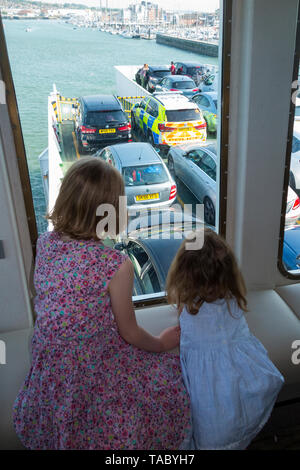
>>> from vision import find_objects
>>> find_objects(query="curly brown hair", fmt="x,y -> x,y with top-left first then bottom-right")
166,228 -> 248,315
47,157 -> 125,240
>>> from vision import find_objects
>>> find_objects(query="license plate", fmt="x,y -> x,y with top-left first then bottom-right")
136,193 -> 159,201
99,129 -> 116,134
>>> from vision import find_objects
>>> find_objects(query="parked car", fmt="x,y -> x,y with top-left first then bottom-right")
154,75 -> 199,98
289,130 -> 300,192
283,225 -> 300,271
131,93 -> 207,150
286,186 -> 300,226
75,95 -> 131,153
125,206 -> 204,240
167,143 -> 217,225
191,92 -> 218,133
94,142 -> 177,213
135,65 -> 170,92
114,237 -> 183,296
174,61 -> 210,86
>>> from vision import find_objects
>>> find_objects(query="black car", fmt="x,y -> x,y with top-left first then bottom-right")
75,95 -> 131,153
135,65 -> 171,92
115,237 -> 183,296
174,62 -> 212,86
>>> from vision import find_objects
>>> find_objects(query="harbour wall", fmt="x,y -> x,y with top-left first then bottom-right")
156,34 -> 218,58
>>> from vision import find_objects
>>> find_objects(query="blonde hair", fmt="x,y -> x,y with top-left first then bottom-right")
47,157 -> 125,240
166,228 -> 248,315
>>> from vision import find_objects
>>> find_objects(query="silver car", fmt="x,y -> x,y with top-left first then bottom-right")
94,142 -> 177,213
167,143 -> 217,225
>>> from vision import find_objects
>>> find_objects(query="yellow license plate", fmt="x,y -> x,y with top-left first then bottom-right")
99,128 -> 116,134
136,193 -> 159,201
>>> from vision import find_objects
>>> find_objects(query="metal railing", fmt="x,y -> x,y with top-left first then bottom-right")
117,96 -> 144,116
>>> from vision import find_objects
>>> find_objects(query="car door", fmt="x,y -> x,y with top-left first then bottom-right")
137,98 -> 149,131
173,149 -> 192,181
164,78 -> 174,91
155,77 -> 168,92
147,99 -> 159,140
195,151 -> 217,202
180,149 -> 204,197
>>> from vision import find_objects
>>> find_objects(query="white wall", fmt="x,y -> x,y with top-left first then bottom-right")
115,65 -> 150,97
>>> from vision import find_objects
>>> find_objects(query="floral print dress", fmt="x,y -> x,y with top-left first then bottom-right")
13,231 -> 191,450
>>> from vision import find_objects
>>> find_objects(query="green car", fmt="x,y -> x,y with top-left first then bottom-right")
191,91 -> 218,133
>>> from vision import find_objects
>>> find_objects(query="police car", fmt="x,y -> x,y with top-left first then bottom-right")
131,92 -> 207,150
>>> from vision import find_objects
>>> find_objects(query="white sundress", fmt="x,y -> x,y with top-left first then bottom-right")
180,298 -> 284,450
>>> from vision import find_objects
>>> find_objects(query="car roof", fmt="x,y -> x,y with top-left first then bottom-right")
127,207 -> 202,233
174,142 -> 217,157
195,91 -> 218,99
152,93 -> 198,110
81,95 -> 120,111
169,75 -> 195,81
109,142 -> 163,166
149,65 -> 170,71
136,238 -> 183,283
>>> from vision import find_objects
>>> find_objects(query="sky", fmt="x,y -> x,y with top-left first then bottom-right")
36,0 -> 220,13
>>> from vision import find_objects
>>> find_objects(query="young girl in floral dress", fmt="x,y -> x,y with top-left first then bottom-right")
13,157 -> 191,450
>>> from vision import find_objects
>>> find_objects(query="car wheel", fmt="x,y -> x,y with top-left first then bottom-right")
168,156 -> 176,177
290,172 -> 296,191
204,197 -> 215,226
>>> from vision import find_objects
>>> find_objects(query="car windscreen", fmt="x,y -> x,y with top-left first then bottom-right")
152,70 -> 170,78
172,81 -> 195,89
123,164 -> 169,186
86,110 -> 126,126
166,108 -> 201,122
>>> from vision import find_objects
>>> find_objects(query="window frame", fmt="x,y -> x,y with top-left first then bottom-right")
1,2 -> 233,308
277,1 -> 300,280
0,16 -> 38,255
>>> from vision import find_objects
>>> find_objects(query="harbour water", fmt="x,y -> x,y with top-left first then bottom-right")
3,19 -> 218,232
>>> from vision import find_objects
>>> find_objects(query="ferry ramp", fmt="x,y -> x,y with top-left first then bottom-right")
54,96 -> 80,175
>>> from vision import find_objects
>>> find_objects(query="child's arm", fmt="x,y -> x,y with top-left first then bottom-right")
109,258 -> 180,353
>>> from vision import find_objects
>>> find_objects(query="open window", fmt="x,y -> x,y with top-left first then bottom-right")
0,2 -> 231,306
